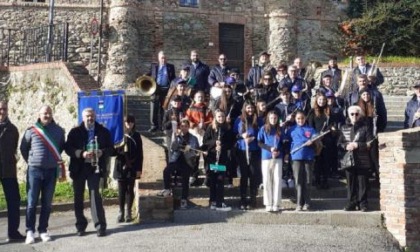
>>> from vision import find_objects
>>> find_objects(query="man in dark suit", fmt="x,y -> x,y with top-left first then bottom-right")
350,54 -> 384,92
148,51 -> 176,132
188,50 -> 210,94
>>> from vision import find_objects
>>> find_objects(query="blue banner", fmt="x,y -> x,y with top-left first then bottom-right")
77,90 -> 125,147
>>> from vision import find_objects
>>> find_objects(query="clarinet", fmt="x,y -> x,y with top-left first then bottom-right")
244,117 -> 250,166
92,136 -> 100,173
215,127 -> 221,165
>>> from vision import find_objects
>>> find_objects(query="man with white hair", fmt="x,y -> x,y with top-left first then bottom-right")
65,108 -> 113,237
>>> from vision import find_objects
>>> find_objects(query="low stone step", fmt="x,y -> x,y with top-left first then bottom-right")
173,208 -> 383,228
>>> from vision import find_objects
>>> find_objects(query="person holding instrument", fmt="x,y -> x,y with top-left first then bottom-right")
202,109 -> 235,211
158,119 -> 200,210
65,108 -> 113,237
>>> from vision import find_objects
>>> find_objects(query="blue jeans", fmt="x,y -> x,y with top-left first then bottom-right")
26,166 -> 57,233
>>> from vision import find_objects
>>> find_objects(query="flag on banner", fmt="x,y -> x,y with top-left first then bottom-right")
78,90 -> 125,147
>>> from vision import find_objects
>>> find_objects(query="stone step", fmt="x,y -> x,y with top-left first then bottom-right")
173,208 -> 383,228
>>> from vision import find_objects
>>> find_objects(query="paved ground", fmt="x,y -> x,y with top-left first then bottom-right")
0,205 -> 400,252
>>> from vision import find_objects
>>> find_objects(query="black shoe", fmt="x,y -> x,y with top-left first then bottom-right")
117,213 -> 125,223
344,203 -> 357,211
6,233 -> 25,243
148,127 -> 157,133
77,230 -> 86,236
97,229 -> 106,237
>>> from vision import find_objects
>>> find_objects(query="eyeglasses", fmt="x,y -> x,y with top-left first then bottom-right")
263,78 -> 271,80
219,58 -> 226,61
350,113 -> 359,116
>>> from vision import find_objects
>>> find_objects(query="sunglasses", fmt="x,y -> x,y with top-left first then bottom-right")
264,78 -> 272,80
219,58 -> 226,60
350,113 -> 359,116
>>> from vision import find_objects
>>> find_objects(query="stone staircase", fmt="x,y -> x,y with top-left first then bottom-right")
383,95 -> 410,131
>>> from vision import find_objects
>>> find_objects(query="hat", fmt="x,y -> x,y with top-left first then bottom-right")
225,76 -> 237,85
229,68 -> 240,74
325,90 -> 335,98
291,85 -> 302,93
176,78 -> 187,85
259,51 -> 271,57
181,64 -> 190,71
322,73 -> 332,78
414,82 -> 420,88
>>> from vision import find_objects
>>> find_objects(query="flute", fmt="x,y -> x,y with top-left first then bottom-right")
244,117 -> 250,165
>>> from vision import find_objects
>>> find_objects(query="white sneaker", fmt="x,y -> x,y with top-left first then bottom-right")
216,203 -> 232,212
25,231 -> 35,244
272,206 -> 280,212
157,189 -> 171,197
210,202 -> 217,210
265,206 -> 272,212
40,232 -> 52,242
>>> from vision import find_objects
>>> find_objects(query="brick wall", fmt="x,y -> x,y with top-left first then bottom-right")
379,128 -> 420,250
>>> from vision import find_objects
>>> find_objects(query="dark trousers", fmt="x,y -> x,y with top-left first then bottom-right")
226,148 -> 238,184
72,164 -> 106,232
237,150 -> 261,204
163,158 -> 191,200
346,169 -> 369,207
150,88 -> 168,129
292,160 -> 313,207
209,171 -> 225,207
0,178 -> 21,237
117,178 -> 135,214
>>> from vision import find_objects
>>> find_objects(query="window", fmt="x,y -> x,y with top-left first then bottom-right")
179,0 -> 198,8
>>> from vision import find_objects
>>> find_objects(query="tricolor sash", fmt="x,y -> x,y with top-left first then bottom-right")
32,122 -> 66,181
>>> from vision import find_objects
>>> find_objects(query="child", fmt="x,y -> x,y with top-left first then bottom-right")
257,110 -> 284,212
287,111 -> 318,211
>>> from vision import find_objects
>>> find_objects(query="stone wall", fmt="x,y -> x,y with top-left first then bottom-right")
378,128 -> 420,251
379,67 -> 420,96
0,63 -> 81,181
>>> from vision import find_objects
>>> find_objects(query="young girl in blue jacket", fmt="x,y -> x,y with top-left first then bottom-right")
257,110 -> 284,212
287,111 -> 317,211
233,101 -> 264,210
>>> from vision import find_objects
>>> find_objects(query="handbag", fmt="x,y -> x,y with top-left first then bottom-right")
339,151 -> 355,171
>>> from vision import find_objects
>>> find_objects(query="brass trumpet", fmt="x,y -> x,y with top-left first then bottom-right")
135,75 -> 157,96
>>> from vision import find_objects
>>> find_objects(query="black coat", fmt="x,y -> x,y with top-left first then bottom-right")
65,122 -> 114,179
202,125 -> 235,166
113,131 -> 143,180
0,118 -> 19,178
337,119 -> 373,170
188,61 -> 210,92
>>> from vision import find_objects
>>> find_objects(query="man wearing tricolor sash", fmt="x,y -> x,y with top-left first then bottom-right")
20,105 -> 65,244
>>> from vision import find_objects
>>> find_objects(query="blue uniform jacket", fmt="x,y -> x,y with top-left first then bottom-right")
257,127 -> 284,160
287,124 -> 317,161
233,117 -> 264,151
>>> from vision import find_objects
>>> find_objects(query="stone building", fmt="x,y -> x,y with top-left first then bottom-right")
0,0 -> 347,89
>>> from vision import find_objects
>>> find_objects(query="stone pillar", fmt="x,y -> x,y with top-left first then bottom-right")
267,9 -> 297,67
102,1 -> 140,89
378,128 -> 420,251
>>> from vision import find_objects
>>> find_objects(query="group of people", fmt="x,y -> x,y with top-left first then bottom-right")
0,104 -> 144,244
150,49 -> 418,214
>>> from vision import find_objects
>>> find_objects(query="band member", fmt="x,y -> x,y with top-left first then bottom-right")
202,109 -> 235,211
113,115 -> 143,223
162,96 -> 185,157
65,108 -> 113,237
276,63 -> 289,83
233,101 -> 264,210
351,54 -> 384,91
274,88 -> 297,127
286,111 -> 317,211
252,71 -> 280,110
163,79 -> 191,111
320,56 -> 342,91
278,65 -> 306,93
404,82 -> 420,128
20,105 -> 65,244
338,105 -> 374,212
208,53 -> 231,88
307,93 -> 338,189
0,101 -> 25,243
291,85 -> 311,115
148,51 -> 176,132
170,64 -> 196,89
185,91 -> 213,185
247,51 -> 277,89
293,57 -> 307,79
188,49 -> 210,93
158,119 -> 200,210
257,110 -> 284,212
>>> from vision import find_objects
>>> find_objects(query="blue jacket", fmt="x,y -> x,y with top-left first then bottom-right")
20,120 -> 65,169
257,127 -> 283,160
287,124 -> 317,161
208,65 -> 230,86
233,117 -> 263,151
188,61 -> 210,92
